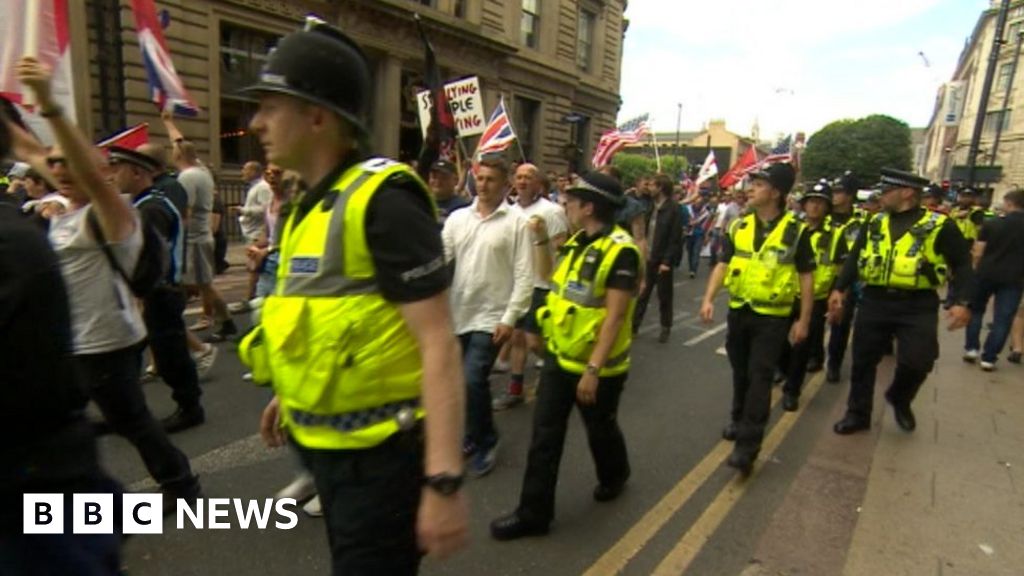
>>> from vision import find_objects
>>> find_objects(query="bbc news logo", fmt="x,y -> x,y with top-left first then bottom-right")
23,494 -> 299,534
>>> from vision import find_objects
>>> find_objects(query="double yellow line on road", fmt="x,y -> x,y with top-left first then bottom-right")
583,372 -> 829,576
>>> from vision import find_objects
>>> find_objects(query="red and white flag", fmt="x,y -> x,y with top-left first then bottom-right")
130,0 -> 200,115
476,97 -> 517,157
97,123 -> 150,149
0,0 -> 76,141
695,151 -> 718,185
591,114 -> 650,168
718,146 -> 759,189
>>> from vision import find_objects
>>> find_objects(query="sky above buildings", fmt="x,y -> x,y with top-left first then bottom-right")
619,0 -> 991,141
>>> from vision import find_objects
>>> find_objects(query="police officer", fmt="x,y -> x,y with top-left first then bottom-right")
781,180 -> 846,410
700,163 -> 816,475
237,18 -> 467,573
491,172 -> 641,540
825,171 -> 866,383
952,186 -> 987,242
830,169 -> 973,435
921,182 -> 948,214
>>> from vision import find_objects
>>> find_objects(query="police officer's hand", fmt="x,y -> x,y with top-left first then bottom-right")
259,396 -> 287,448
658,263 -> 671,274
699,300 -> 715,324
789,320 -> 809,345
417,489 -> 469,559
493,323 -> 514,345
827,291 -> 845,325
946,305 -> 971,331
576,372 -> 599,405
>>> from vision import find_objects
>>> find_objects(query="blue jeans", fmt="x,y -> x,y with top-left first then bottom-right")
460,331 -> 500,450
966,279 -> 1024,363
686,233 -> 704,274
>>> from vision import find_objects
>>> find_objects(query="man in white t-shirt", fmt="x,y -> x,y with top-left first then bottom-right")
494,163 -> 569,410
9,57 -> 200,507
229,161 -> 274,311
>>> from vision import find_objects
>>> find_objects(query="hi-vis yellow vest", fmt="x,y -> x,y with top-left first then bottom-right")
828,210 -> 865,252
858,210 -> 949,290
724,212 -> 805,317
809,221 -> 843,300
954,206 -> 984,241
238,158 -> 432,450
539,226 -> 640,377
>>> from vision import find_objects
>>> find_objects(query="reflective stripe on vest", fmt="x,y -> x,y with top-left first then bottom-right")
810,222 -> 842,300
858,210 -> 948,290
540,226 -> 640,376
238,158 -> 435,450
724,212 -> 805,317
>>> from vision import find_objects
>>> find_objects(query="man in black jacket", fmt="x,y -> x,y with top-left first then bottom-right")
633,173 -> 682,342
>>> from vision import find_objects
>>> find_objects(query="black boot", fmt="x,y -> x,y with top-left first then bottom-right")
162,406 -> 206,433
833,412 -> 870,435
490,512 -> 549,541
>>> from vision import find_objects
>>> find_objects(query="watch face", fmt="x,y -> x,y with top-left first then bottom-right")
427,474 -> 463,495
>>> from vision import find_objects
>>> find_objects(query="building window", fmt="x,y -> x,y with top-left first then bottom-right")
984,109 -> 1012,134
410,0 -> 435,7
521,0 -> 540,48
88,0 -> 127,136
577,9 -> 596,72
1008,20 -> 1022,41
454,0 -> 466,17
513,96 -> 540,161
997,62 -> 1014,92
219,23 -> 280,165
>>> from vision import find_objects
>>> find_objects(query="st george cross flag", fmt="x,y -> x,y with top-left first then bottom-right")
695,150 -> 718,185
591,114 -> 650,168
130,0 -> 200,116
97,123 -> 150,149
0,0 -> 77,142
718,145 -> 758,189
476,97 -> 517,157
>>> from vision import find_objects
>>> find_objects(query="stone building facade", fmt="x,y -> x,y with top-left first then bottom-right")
920,1 -> 1024,200
72,0 -> 627,176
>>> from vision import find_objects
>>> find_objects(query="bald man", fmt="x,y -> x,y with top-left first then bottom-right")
493,163 -> 569,410
230,160 -> 273,308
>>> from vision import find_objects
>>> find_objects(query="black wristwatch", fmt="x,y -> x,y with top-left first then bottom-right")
424,472 -> 464,496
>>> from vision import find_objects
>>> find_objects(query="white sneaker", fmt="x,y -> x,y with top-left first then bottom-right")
242,371 -> 254,382
275,473 -> 317,501
980,361 -> 996,372
963,349 -> 979,363
534,358 -> 545,369
302,495 -> 323,517
193,344 -> 218,378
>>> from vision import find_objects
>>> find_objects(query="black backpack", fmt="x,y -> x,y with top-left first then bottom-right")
87,206 -> 169,298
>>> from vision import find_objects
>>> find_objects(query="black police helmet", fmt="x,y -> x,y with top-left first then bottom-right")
801,179 -> 832,204
241,18 -> 371,134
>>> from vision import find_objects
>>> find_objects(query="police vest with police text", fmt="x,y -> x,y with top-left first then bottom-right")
858,210 -> 948,291
238,158 -> 432,450
539,226 -> 640,377
724,212 -> 806,317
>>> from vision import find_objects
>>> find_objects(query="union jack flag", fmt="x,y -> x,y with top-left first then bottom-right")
96,123 -> 150,149
476,97 -> 517,156
591,114 -> 650,168
131,0 -> 199,116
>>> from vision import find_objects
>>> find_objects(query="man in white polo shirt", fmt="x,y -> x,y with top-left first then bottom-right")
494,163 -> 569,410
442,157 -> 533,477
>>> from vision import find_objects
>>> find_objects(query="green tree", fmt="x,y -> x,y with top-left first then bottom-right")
801,114 -> 912,184
610,153 -> 689,188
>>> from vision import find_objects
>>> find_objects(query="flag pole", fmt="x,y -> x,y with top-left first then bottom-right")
650,120 -> 662,172
23,0 -> 41,106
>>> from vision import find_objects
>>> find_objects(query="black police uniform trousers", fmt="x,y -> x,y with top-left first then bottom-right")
846,290 -> 940,419
827,290 -> 857,373
517,352 -> 630,526
782,298 -> 829,398
143,285 -> 202,411
297,426 -> 424,576
726,306 -> 792,457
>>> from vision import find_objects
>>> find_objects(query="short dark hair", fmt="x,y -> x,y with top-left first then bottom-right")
654,174 -> 673,197
598,165 -> 622,182
1004,189 -> 1024,210
478,157 -> 509,178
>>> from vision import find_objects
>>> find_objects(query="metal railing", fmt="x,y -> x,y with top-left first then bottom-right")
218,178 -> 248,242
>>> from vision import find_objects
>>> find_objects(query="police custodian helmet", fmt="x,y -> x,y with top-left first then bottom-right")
242,17 -> 371,134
